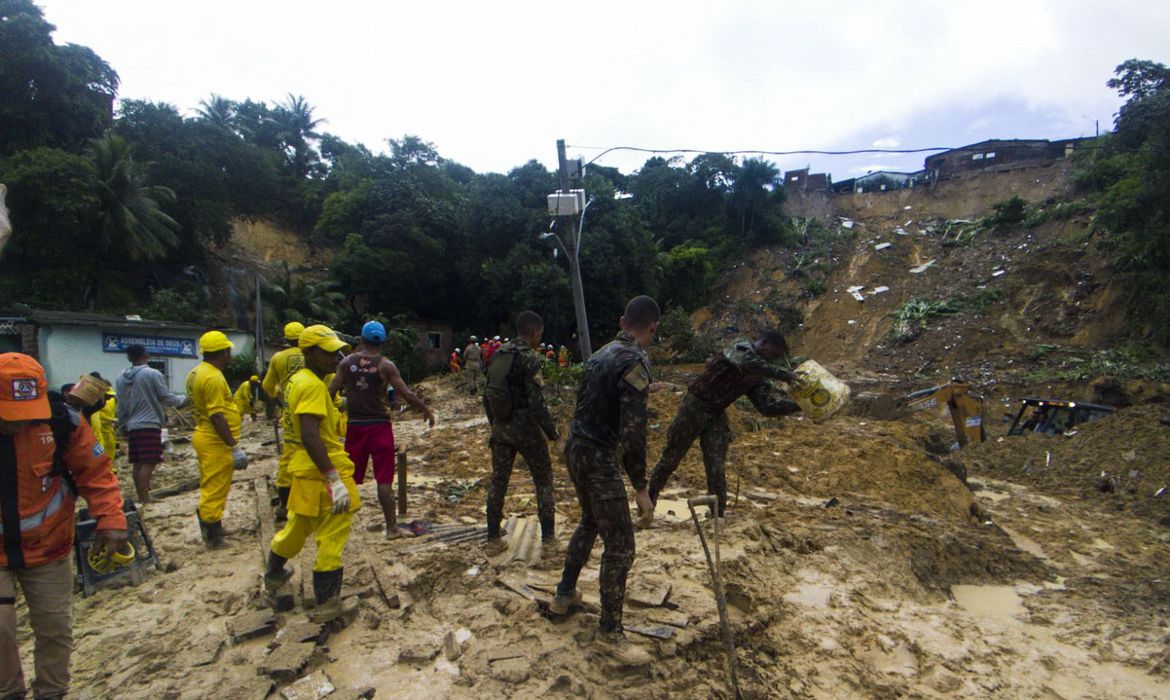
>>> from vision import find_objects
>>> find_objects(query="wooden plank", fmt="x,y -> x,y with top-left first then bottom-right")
495,575 -> 537,602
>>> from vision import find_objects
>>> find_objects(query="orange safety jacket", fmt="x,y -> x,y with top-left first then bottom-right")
0,408 -> 126,569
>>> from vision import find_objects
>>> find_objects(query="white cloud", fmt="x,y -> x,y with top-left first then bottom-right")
36,0 -> 1170,174
872,137 -> 901,149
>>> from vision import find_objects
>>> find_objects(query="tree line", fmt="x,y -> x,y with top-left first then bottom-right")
4,1 -> 1167,352
0,0 -> 790,350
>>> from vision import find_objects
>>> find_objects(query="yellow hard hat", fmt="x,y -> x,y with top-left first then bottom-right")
249,375 -> 260,382
199,330 -> 234,354
298,325 -> 350,353
283,321 -> 306,341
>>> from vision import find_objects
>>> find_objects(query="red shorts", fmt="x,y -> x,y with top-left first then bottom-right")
346,421 -> 395,485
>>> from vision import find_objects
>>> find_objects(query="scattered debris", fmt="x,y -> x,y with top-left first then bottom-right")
910,260 -> 936,273
626,624 -> 674,640
280,670 -> 334,700
227,611 -> 277,643
992,269 -> 1006,277
870,286 -> 889,296
875,242 -> 893,251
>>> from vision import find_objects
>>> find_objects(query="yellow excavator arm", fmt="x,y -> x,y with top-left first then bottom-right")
906,380 -> 986,448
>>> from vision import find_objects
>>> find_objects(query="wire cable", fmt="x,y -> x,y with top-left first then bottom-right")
569,140 -> 1156,167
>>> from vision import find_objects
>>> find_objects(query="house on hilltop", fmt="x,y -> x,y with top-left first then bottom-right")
844,170 -> 926,194
925,138 -> 1091,180
783,168 -> 831,193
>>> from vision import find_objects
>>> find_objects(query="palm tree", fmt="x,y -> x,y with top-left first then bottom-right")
262,263 -> 344,325
273,94 -> 326,177
195,93 -> 238,131
88,132 -> 181,261
731,158 -> 782,241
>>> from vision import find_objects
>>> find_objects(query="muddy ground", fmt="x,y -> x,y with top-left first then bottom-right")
10,369 -> 1170,700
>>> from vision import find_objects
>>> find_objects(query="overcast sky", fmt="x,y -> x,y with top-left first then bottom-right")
38,0 -> 1170,179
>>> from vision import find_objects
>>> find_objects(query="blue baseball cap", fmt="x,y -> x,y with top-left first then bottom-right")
361,321 -> 387,343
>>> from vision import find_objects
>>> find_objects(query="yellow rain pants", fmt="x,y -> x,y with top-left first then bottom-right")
270,476 -> 359,571
194,431 -> 234,522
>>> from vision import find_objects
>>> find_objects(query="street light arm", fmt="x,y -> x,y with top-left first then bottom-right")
577,196 -> 596,256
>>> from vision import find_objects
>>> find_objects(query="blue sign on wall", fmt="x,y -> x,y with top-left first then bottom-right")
102,333 -> 197,358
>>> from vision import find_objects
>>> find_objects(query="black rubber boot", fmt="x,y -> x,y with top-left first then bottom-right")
264,552 -> 294,587
275,487 -> 290,525
204,519 -> 226,549
309,568 -> 345,623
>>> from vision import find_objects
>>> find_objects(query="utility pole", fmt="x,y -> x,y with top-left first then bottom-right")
557,138 -> 592,361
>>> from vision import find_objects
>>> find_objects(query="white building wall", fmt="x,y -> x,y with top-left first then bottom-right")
38,325 -> 255,394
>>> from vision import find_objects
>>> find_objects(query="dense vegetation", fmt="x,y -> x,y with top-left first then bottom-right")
4,1 -> 1168,354
1073,59 -> 1170,344
0,0 -> 787,349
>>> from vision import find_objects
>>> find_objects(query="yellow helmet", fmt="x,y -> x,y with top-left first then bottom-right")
283,321 -> 306,342
249,375 -> 260,382
199,330 -> 234,354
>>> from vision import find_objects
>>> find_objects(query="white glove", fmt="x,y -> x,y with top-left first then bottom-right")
231,445 -> 248,470
325,471 -> 350,514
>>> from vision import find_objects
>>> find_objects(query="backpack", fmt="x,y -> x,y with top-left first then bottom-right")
483,348 -> 529,421
41,394 -> 81,497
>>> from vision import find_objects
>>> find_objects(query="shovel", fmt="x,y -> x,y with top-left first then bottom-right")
687,495 -> 741,699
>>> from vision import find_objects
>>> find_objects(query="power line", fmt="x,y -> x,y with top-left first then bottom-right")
569,140 -> 1154,168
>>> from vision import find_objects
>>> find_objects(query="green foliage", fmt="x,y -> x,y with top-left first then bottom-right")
1023,347 -> 1170,383
660,245 -> 714,310
802,277 -> 827,298
0,1 -> 119,154
262,264 -> 345,327
0,147 -> 99,265
225,352 -> 257,387
145,286 -> 208,324
87,131 -> 180,261
1071,59 -> 1170,344
950,288 -> 1003,313
891,299 -> 959,343
657,307 -> 715,362
987,196 -> 1028,227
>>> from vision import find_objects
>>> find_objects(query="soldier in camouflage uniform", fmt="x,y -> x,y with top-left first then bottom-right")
483,312 -> 560,559
550,296 -> 661,667
648,330 -> 800,516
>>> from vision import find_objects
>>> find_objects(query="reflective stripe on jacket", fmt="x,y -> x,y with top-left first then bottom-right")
0,417 -> 126,569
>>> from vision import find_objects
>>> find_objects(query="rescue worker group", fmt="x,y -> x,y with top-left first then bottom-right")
1,294 -> 809,693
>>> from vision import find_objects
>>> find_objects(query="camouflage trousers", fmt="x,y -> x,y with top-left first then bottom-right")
647,392 -> 732,515
557,437 -> 635,633
486,421 -> 555,540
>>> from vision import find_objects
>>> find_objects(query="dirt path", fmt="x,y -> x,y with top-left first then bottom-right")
13,376 -> 1170,699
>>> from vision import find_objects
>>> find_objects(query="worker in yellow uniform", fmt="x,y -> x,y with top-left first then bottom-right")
186,331 -> 246,548
92,388 -> 118,465
234,375 -> 262,422
326,373 -> 348,438
263,325 -> 359,620
262,321 -> 306,523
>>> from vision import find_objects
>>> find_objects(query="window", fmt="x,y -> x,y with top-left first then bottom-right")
972,153 -> 984,160
148,358 -> 168,381
427,332 -> 442,350
985,151 -> 996,159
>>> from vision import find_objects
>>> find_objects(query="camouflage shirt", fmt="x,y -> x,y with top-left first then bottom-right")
569,331 -> 652,490
688,340 -> 799,415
